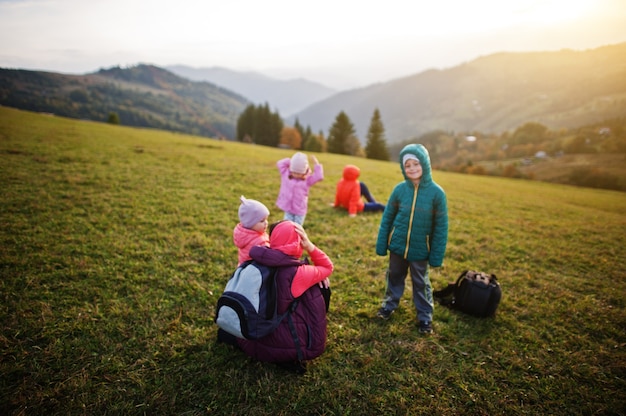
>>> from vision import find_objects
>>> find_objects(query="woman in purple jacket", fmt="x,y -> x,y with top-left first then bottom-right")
275,152 -> 324,225
218,221 -> 333,374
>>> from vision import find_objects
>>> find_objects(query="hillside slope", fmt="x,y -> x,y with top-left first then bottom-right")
0,64 -> 248,139
1,105 -> 625,415
293,43 -> 626,143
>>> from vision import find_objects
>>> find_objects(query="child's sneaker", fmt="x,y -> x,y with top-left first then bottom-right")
376,308 -> 394,320
418,321 -> 433,334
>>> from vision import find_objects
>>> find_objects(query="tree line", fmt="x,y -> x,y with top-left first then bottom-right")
235,104 -> 390,161
235,104 -> 626,191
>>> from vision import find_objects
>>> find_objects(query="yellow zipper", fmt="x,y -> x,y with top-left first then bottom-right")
404,184 -> 418,258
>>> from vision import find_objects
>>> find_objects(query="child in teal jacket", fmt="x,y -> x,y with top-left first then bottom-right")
375,143 -> 448,333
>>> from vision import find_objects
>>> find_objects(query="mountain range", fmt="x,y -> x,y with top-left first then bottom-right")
291,42 -> 626,143
1,42 -> 625,144
166,65 -> 337,117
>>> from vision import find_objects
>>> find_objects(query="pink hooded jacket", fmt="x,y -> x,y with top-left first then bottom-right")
232,223 -> 269,266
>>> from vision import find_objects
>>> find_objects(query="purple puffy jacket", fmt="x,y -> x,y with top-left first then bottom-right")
236,244 -> 328,363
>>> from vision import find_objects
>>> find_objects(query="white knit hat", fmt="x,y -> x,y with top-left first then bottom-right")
289,152 -> 309,174
238,195 -> 270,229
402,153 -> 420,166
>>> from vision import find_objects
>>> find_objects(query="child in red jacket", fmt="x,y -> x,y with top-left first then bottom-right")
333,165 -> 385,217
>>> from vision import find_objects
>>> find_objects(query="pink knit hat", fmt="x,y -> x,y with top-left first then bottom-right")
238,195 -> 269,229
289,152 -> 309,174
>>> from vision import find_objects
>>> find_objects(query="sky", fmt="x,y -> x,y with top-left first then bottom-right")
1,0 -> 625,89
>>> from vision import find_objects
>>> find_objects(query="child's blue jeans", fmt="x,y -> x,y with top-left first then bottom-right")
283,212 -> 305,225
360,182 -> 385,212
381,252 -> 434,323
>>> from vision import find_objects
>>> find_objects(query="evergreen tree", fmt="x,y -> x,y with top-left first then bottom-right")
365,108 -> 390,160
327,111 -> 356,155
236,104 -> 256,141
255,103 -> 274,146
303,132 -> 326,152
235,103 -> 283,147
293,118 -> 305,148
107,112 -> 120,125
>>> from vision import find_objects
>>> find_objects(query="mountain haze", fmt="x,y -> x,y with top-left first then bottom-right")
291,43 -> 626,143
166,65 -> 337,117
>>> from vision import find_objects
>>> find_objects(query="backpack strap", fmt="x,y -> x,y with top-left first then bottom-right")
286,299 -> 303,362
455,270 -> 469,286
434,271 -> 469,308
433,271 -> 467,302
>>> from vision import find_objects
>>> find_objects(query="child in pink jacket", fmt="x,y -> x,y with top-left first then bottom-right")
233,195 -> 270,266
275,152 -> 323,225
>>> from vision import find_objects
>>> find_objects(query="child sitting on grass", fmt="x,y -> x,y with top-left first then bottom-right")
333,164 -> 385,217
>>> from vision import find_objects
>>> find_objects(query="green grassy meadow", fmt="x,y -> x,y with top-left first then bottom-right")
1,106 -> 625,415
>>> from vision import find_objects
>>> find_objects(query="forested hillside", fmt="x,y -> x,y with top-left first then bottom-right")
0,64 -> 248,139
293,43 -> 626,143
2,43 -> 625,148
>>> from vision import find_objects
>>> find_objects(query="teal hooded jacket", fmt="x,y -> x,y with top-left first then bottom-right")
375,144 -> 448,266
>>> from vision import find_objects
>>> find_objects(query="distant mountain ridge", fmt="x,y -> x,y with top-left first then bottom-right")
0,64 -> 248,139
291,42 -> 626,143
1,43 -> 625,144
166,65 -> 337,117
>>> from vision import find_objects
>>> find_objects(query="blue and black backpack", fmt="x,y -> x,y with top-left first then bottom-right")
215,260 -> 297,340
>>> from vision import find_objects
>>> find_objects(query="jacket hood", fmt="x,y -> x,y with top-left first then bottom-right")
249,244 -> 303,268
268,221 -> 303,259
399,143 -> 433,186
233,223 -> 262,248
342,165 -> 360,181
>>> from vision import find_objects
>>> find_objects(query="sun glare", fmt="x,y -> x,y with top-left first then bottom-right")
513,0 -> 594,25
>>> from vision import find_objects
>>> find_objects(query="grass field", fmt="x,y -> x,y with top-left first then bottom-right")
1,106 -> 625,415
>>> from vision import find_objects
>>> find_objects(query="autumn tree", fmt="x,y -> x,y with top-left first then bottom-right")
279,126 -> 302,149
511,122 -> 549,145
327,111 -> 357,155
365,108 -> 390,160
346,135 -> 363,156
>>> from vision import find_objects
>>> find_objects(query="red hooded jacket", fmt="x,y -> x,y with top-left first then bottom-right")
334,165 -> 363,216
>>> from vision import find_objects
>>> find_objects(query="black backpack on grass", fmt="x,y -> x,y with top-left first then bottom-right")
433,270 -> 502,317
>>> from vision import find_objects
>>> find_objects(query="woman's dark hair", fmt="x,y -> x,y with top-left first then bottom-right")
268,220 -> 287,236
